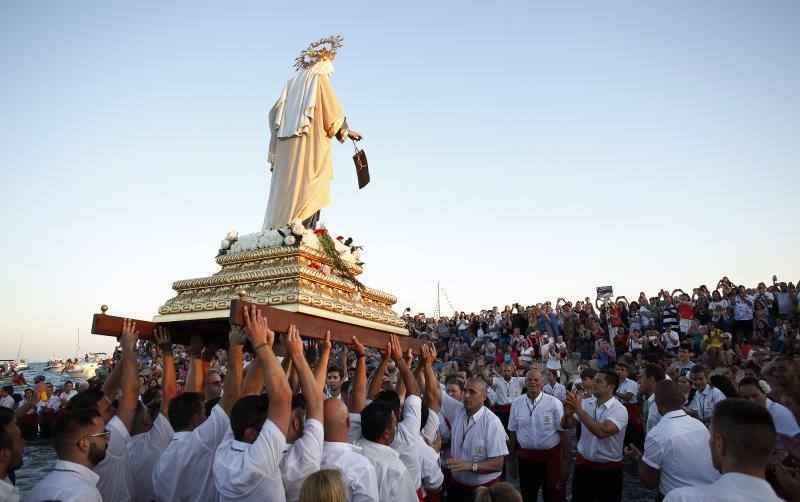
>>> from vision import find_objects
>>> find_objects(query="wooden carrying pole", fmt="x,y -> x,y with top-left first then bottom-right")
91,301 -> 431,353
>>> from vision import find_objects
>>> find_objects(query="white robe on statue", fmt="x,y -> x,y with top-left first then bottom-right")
263,61 -> 348,230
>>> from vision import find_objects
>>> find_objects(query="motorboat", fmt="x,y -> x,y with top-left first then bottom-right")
64,353 -> 108,379
44,357 -> 66,372
14,359 -> 29,371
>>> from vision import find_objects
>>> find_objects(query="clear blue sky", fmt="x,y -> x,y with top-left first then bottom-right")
1,1 -> 798,361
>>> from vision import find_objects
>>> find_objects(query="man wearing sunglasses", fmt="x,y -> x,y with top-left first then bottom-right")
26,408 -> 109,501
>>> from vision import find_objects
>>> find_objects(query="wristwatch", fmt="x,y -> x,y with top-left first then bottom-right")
471,463 -> 478,473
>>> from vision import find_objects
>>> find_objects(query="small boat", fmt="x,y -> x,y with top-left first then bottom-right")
44,357 -> 66,372
14,359 -> 29,371
64,352 -> 108,379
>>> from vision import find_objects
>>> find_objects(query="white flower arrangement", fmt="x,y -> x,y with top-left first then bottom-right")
218,224 -> 364,269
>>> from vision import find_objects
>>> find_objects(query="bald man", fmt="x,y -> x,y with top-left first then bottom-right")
441,377 -> 508,502
508,369 -> 570,502
320,398 -> 378,501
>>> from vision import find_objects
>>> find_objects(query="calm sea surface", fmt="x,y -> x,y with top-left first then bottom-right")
11,362 -> 655,500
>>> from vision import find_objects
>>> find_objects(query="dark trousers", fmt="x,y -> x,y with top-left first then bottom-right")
519,457 -> 549,502
571,464 -> 623,502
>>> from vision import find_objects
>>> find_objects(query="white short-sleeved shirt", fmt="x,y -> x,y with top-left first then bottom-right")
94,414 -> 131,502
644,393 -> 663,434
127,413 -> 174,502
689,385 -> 726,419
60,389 -> 78,402
418,436 -> 443,494
153,403 -> 230,502
508,392 -> 564,451
0,476 -> 18,502
543,383 -> 567,401
664,472 -> 781,502
441,392 -> 509,486
575,396 -> 628,462
766,399 -> 800,450
0,395 -> 14,409
491,377 -> 526,405
355,438 -> 418,502
280,418 -> 324,502
617,379 -> 639,404
213,418 -> 287,502
320,441 -> 379,502
421,407 -> 440,445
641,410 -> 720,494
26,459 -> 103,502
390,395 -> 423,489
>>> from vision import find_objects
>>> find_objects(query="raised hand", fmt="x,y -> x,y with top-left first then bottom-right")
321,330 -> 331,353
285,324 -> 303,358
188,334 -> 203,357
564,389 -> 583,413
153,326 -> 172,351
420,344 -> 434,367
389,334 -> 403,362
229,325 -> 247,347
243,304 -> 275,348
349,336 -> 366,358
120,318 -> 139,352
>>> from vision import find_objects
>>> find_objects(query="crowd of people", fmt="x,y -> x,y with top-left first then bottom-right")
1,275 -> 799,501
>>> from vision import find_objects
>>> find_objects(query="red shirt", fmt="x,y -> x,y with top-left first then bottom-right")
678,303 -> 694,320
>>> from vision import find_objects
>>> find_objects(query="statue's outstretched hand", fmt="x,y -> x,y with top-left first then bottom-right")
348,130 -> 363,141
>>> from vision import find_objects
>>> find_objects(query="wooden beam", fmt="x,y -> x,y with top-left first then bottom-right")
228,300 -> 429,353
91,302 -> 429,353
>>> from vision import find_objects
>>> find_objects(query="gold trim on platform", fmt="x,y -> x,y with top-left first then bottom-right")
156,244 -> 405,330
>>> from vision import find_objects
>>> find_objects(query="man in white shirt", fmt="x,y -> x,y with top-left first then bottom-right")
441,377 -> 508,502
665,398 -> 782,501
349,334 -> 421,501
490,362 -> 526,430
0,387 -> 15,410
670,345 -> 696,379
662,328 -> 680,354
64,318 -> 140,502
127,327 -> 176,502
37,383 -> 62,412
59,381 -> 79,405
542,369 -> 567,401
371,339 -> 424,493
639,364 -> 666,434
688,366 -> 727,424
0,408 -> 23,502
561,369 -> 629,502
26,408 -> 107,502
153,320 -> 245,502
508,369 -> 570,502
624,380 -> 720,497
278,326 -> 326,502
321,398 -> 379,501
737,376 -> 800,451
615,362 -> 643,448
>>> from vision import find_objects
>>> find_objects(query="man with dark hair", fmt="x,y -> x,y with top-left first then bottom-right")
665,399 -> 782,501
127,327 -> 176,502
204,369 -> 224,402
0,386 -> 14,410
639,364 -> 666,434
26,408 -> 107,501
349,335 -> 418,502
153,319 -> 245,501
212,308 -> 293,502
688,365 -> 726,424
62,318 -> 138,502
0,408 -> 23,500
277,324 -> 326,502
737,376 -> 800,451
562,369 -> 628,502
624,380 -> 719,497
325,365 -> 345,399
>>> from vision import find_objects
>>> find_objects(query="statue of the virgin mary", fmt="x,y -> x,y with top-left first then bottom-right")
262,35 -> 362,231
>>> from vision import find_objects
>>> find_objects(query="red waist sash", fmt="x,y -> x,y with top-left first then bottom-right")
449,476 -> 500,492
575,453 -> 623,470
518,444 -> 565,502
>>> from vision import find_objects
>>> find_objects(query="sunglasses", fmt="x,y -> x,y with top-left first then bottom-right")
78,430 -> 111,445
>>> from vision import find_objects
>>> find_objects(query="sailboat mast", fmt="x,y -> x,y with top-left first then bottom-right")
16,334 -> 23,362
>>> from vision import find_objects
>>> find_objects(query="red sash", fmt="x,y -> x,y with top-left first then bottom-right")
416,487 -> 424,502
623,403 -> 643,430
449,476 -> 500,492
574,453 -> 623,470
424,492 -> 441,502
518,444 -> 565,502
493,403 -> 512,413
